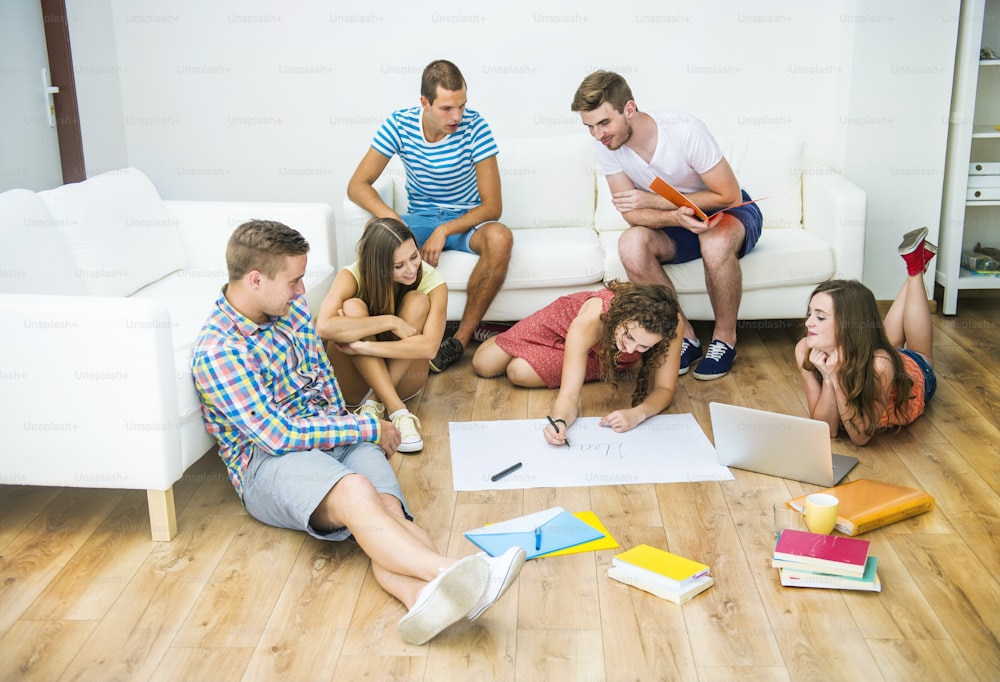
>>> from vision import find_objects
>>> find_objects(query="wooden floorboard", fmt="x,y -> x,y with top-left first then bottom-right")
0,291 -> 997,681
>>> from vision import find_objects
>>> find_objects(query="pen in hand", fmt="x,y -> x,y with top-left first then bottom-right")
546,415 -> 571,447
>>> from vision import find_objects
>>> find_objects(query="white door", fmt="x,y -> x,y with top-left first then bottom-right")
0,0 -> 64,192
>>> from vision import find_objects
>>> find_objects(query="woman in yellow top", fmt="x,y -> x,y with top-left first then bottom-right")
316,218 -> 448,453
796,227 -> 937,445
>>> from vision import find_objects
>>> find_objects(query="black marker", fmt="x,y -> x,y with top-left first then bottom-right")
490,462 -> 523,482
546,415 -> 571,447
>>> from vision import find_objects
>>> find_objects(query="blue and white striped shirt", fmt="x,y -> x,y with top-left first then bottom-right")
371,106 -> 499,212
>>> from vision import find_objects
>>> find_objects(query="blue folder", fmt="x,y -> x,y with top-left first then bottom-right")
464,506 -> 605,559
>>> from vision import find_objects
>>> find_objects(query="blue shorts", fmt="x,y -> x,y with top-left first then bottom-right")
241,442 -> 411,541
401,208 -> 493,254
661,190 -> 764,264
898,348 -> 937,402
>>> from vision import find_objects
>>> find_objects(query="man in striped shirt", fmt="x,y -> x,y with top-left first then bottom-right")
348,59 -> 513,372
192,220 -> 525,645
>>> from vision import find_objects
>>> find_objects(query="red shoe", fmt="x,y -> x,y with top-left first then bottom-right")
922,242 -> 937,272
899,227 -> 929,275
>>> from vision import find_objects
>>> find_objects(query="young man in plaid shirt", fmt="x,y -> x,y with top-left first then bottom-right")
192,220 -> 523,645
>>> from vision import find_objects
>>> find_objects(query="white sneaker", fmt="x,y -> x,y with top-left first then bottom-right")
397,555 -> 488,645
390,409 -> 423,454
356,399 -> 384,420
466,546 -> 527,621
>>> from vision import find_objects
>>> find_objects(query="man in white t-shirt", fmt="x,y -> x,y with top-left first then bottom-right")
571,71 -> 763,381
348,59 -> 513,373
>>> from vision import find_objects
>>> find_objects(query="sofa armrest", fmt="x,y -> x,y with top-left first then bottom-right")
163,200 -> 336,273
0,293 -> 183,490
802,173 -> 867,280
338,175 -> 395,267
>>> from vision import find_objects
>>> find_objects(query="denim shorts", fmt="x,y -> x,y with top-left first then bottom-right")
661,190 -> 764,264
899,348 -> 937,402
400,208 -> 493,254
242,442 -> 411,541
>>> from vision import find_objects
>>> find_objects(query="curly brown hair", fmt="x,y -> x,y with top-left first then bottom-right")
598,281 -> 680,405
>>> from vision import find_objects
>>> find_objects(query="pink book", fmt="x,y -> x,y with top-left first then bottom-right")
772,529 -> 870,577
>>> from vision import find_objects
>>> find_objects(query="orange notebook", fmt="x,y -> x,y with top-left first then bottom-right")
649,176 -> 764,222
786,479 -> 935,536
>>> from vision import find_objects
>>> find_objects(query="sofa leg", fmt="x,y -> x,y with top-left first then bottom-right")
147,487 -> 177,541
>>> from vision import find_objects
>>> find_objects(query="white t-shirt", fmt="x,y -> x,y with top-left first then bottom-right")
594,110 -> 724,194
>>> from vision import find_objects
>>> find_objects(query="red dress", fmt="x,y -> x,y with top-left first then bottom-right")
494,288 -> 641,388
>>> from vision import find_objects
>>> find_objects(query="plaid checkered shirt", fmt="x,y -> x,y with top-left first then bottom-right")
191,289 -> 380,498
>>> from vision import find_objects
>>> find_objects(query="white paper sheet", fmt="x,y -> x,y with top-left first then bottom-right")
449,414 -> 732,491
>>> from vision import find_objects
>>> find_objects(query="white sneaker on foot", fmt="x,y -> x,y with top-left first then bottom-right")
466,546 -> 527,621
397,555 -> 488,645
390,409 -> 423,454
356,399 -> 384,420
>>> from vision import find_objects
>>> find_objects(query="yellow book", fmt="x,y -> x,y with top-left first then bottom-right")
786,479 -> 935,536
611,544 -> 710,589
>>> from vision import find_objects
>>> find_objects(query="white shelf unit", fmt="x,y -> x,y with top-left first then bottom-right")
937,0 -> 1000,314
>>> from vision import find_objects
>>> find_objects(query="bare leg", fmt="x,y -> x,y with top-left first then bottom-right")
618,225 -> 696,341
505,358 -> 546,387
883,273 -> 933,364
698,215 -> 746,347
340,294 -> 431,414
454,222 -> 513,348
471,336 -> 515,377
310,475 -> 454,608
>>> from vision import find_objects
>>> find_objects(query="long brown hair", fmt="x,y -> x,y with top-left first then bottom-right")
802,279 -> 913,432
599,281 -> 680,405
355,217 -> 422,316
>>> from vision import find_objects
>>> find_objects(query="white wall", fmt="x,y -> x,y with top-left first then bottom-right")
66,0 -> 129,177
65,0 -> 960,298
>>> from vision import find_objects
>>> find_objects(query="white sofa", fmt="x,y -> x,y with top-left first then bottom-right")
340,133 -> 866,321
0,169 -> 336,541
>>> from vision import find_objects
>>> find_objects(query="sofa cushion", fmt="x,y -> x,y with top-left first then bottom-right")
38,168 -> 186,297
722,135 -> 803,228
0,189 -> 78,294
594,134 -> 804,231
497,135 -> 596,229
600,227 -> 834,293
435,227 -> 604,292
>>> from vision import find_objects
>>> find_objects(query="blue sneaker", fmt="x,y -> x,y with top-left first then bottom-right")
692,340 -> 736,381
678,338 -> 702,376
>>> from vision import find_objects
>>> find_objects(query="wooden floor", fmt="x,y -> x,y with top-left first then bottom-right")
2,293 -> 999,681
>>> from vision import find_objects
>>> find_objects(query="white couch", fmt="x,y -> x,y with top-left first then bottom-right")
340,133 -> 866,321
0,169 -> 336,541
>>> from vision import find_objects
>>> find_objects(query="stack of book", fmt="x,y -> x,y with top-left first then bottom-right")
608,544 -> 714,604
772,529 -> 881,592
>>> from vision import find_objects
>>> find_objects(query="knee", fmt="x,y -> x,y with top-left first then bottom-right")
506,359 -> 537,386
341,297 -> 370,317
471,343 -> 501,377
618,228 -> 654,264
399,290 -> 430,320
315,472 -> 378,528
479,222 -> 513,259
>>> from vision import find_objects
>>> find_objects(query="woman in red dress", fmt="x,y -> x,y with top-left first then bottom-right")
472,281 -> 681,444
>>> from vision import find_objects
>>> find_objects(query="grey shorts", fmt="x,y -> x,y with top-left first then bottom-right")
241,442 -> 411,541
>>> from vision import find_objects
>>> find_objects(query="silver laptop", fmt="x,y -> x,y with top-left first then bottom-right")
709,402 -> 858,486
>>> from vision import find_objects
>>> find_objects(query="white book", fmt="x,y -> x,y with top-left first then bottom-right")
608,566 -> 715,604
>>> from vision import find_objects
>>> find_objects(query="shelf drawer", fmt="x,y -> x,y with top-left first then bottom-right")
968,187 -> 1000,199
970,162 -> 1000,175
